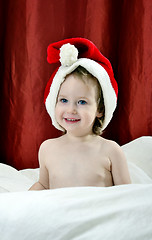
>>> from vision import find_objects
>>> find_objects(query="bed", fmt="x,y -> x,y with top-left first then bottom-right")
0,136 -> 152,239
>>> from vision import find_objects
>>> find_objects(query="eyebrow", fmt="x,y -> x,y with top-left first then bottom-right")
58,95 -> 89,100
58,94 -> 68,97
78,97 -> 89,100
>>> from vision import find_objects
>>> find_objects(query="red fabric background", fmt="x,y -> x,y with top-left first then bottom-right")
0,0 -> 152,170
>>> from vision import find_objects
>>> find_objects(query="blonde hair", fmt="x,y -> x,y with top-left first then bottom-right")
70,66 -> 105,135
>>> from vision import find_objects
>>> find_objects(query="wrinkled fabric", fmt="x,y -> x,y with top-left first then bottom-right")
0,0 -> 152,169
1,185 -> 152,240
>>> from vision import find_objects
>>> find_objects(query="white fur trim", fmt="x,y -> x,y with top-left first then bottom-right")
45,58 -> 117,131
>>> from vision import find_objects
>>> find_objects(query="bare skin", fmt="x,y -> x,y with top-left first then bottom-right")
29,135 -> 131,190
29,74 -> 131,190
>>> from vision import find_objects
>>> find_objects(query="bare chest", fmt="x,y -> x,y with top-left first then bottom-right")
46,148 -> 113,188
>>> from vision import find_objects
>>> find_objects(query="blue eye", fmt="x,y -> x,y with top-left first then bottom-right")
78,100 -> 87,105
60,98 -> 68,103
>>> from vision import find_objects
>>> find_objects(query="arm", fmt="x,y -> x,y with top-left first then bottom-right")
29,181 -> 46,190
109,142 -> 131,185
29,142 -> 49,191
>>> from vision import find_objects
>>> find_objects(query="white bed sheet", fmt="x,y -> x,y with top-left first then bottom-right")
0,185 -> 152,240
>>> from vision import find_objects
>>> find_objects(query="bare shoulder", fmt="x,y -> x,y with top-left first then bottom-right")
40,137 -> 61,150
99,137 -> 120,149
99,137 -> 125,158
38,137 -> 62,161
40,138 -> 54,149
105,139 -> 122,152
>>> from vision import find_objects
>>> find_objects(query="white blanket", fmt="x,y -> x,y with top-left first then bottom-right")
0,185 -> 152,240
0,136 -> 152,239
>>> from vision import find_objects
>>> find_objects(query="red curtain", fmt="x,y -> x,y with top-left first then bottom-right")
0,0 -> 152,170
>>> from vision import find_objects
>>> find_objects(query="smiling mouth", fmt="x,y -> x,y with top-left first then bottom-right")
64,118 -> 81,123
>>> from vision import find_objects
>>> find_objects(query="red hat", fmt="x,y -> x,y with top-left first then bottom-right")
44,37 -> 118,131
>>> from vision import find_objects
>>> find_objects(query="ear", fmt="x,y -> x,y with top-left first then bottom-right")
96,111 -> 103,118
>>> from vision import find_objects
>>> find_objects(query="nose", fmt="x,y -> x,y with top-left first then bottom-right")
67,103 -> 77,114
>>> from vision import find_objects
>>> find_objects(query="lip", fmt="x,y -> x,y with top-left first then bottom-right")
64,118 -> 81,124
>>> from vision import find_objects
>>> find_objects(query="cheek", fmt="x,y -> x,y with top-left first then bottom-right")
81,107 -> 97,121
55,104 -> 62,118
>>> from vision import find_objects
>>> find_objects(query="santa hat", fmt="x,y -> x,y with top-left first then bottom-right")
44,37 -> 118,131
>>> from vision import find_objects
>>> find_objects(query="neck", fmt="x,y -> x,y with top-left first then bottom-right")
64,132 -> 96,143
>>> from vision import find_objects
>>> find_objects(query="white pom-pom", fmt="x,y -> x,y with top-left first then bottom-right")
59,43 -> 78,67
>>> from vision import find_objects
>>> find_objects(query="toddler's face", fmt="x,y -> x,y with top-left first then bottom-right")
55,74 -> 102,136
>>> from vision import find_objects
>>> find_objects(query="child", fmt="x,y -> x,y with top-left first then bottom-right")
29,38 -> 131,190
